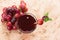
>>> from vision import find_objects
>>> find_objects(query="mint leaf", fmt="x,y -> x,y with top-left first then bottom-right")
44,12 -> 49,16
44,17 -> 52,22
44,17 -> 49,22
44,12 -> 52,22
49,18 -> 52,21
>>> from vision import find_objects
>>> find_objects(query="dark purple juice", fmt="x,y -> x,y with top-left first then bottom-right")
17,15 -> 36,33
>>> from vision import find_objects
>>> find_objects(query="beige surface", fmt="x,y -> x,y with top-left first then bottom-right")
0,0 -> 60,40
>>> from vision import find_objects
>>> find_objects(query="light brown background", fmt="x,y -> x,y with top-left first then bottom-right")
0,0 -> 60,40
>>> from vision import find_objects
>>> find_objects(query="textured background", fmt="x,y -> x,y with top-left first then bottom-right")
0,0 -> 60,40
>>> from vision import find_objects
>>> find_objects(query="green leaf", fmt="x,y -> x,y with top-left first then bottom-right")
44,12 -> 49,16
49,18 -> 52,21
44,17 -> 52,22
44,12 -> 52,22
44,17 -> 49,22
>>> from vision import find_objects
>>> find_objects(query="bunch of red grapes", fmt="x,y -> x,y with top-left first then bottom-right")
1,1 -> 28,30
